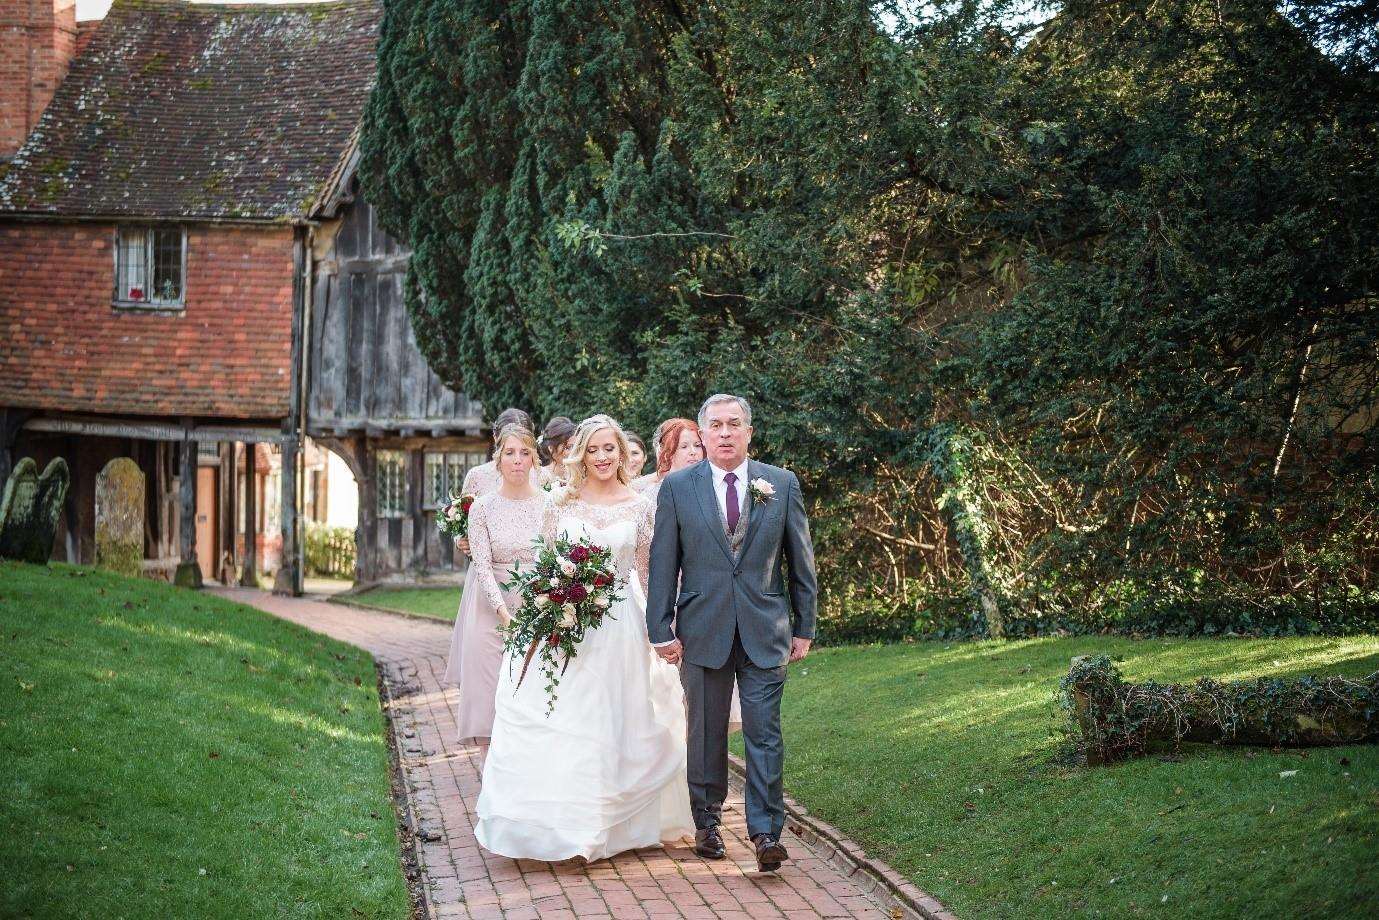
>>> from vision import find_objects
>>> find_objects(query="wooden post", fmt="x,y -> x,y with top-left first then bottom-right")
272,435 -> 300,596
356,436 -> 377,585
239,442 -> 258,587
173,434 -> 202,588
218,442 -> 234,583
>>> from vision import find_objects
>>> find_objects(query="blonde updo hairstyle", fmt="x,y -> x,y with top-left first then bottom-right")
559,414 -> 632,501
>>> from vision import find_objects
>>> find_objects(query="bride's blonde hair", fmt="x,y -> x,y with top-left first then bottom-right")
559,414 -> 633,500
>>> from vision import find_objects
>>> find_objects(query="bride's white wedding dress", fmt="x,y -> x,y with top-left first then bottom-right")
475,493 -> 694,862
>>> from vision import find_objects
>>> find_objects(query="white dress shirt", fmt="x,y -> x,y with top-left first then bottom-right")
709,457 -> 750,525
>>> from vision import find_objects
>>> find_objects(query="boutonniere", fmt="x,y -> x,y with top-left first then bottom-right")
747,477 -> 776,505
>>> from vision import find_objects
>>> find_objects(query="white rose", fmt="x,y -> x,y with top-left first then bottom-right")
751,477 -> 775,497
560,605 -> 577,627
594,593 -> 610,609
535,594 -> 551,608
548,578 -> 560,591
559,559 -> 577,576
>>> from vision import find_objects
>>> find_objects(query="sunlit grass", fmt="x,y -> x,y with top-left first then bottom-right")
752,635 -> 1379,919
0,562 -> 409,919
340,585 -> 462,622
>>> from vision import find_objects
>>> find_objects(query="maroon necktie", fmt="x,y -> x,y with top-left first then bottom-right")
724,471 -> 740,534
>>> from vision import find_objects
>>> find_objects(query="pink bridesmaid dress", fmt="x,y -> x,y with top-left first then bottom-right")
443,491 -> 544,746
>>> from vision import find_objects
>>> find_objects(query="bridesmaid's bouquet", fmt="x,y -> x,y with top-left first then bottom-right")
435,490 -> 476,541
502,535 -> 622,713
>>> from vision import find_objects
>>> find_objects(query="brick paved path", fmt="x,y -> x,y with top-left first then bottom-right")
214,588 -> 910,920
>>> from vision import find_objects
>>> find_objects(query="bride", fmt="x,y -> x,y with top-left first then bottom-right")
475,415 -> 695,862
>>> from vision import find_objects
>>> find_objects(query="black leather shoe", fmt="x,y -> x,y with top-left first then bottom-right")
694,826 -> 726,860
752,833 -> 788,872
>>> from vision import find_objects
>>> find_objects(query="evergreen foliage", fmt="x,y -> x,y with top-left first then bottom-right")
361,0 -> 1379,637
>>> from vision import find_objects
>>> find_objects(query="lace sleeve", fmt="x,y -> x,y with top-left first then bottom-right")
634,495 -> 655,596
467,497 -> 505,610
540,495 -> 561,548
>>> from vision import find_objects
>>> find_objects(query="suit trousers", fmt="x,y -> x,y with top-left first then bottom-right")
680,629 -> 787,838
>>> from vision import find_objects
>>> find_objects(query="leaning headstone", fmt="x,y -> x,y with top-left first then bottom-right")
96,458 -> 144,576
0,457 -> 71,564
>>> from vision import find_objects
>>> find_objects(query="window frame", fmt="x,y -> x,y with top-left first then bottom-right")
376,450 -> 409,520
112,224 -> 188,311
422,450 -> 488,510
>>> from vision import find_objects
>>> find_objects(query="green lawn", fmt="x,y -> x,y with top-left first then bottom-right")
338,585 -> 462,622
760,636 -> 1379,919
0,562 -> 410,919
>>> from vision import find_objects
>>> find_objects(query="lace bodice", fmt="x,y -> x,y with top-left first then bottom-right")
541,493 -> 656,594
468,492 -> 546,610
461,460 -> 541,497
630,473 -> 662,504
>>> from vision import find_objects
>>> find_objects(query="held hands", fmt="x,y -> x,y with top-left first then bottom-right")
455,536 -> 470,557
654,639 -> 684,665
789,637 -> 812,663
496,604 -> 512,627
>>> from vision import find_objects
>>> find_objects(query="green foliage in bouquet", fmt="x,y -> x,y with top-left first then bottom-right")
501,535 -> 622,713
435,490 -> 476,542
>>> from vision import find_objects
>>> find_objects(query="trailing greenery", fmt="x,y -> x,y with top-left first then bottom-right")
746,636 -> 1379,919
361,0 -> 1379,636
0,562 -> 409,918
1061,654 -> 1379,764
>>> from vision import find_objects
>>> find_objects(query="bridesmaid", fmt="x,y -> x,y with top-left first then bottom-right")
446,424 -> 545,769
536,415 -> 576,489
631,417 -> 705,502
625,432 -> 648,479
445,406 -> 533,710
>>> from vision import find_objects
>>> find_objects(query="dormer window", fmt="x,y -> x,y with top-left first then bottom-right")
114,225 -> 186,308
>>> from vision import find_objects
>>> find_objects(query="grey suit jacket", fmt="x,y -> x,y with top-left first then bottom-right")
646,459 -> 818,670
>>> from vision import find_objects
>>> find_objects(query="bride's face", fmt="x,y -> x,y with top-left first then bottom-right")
582,428 -> 622,483
670,429 -> 705,473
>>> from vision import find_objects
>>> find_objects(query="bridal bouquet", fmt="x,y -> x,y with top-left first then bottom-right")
502,536 -> 621,713
435,490 -> 476,541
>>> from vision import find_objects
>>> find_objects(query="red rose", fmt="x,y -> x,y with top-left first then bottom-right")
568,545 -> 590,563
589,545 -> 604,555
547,632 -> 561,646
593,574 -> 611,588
549,589 -> 566,604
566,583 -> 587,603
460,495 -> 475,512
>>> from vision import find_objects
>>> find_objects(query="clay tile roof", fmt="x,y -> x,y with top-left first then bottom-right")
0,0 -> 381,221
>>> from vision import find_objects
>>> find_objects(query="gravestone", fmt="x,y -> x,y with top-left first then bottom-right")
0,457 -> 70,564
96,458 -> 144,576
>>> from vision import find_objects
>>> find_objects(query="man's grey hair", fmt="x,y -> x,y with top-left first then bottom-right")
697,393 -> 752,429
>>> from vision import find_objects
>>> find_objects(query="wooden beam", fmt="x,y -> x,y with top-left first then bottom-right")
272,435 -> 300,597
22,416 -> 286,444
173,434 -> 202,588
239,442 -> 258,587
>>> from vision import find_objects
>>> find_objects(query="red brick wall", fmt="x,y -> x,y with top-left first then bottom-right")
0,0 -> 78,159
0,220 -> 297,419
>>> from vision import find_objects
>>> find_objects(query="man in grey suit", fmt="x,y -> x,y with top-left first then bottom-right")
646,394 -> 818,871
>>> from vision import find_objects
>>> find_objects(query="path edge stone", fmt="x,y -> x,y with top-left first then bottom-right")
727,753 -> 958,920
376,660 -> 432,920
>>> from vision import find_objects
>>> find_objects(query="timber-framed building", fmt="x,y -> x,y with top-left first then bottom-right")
0,0 -> 486,591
